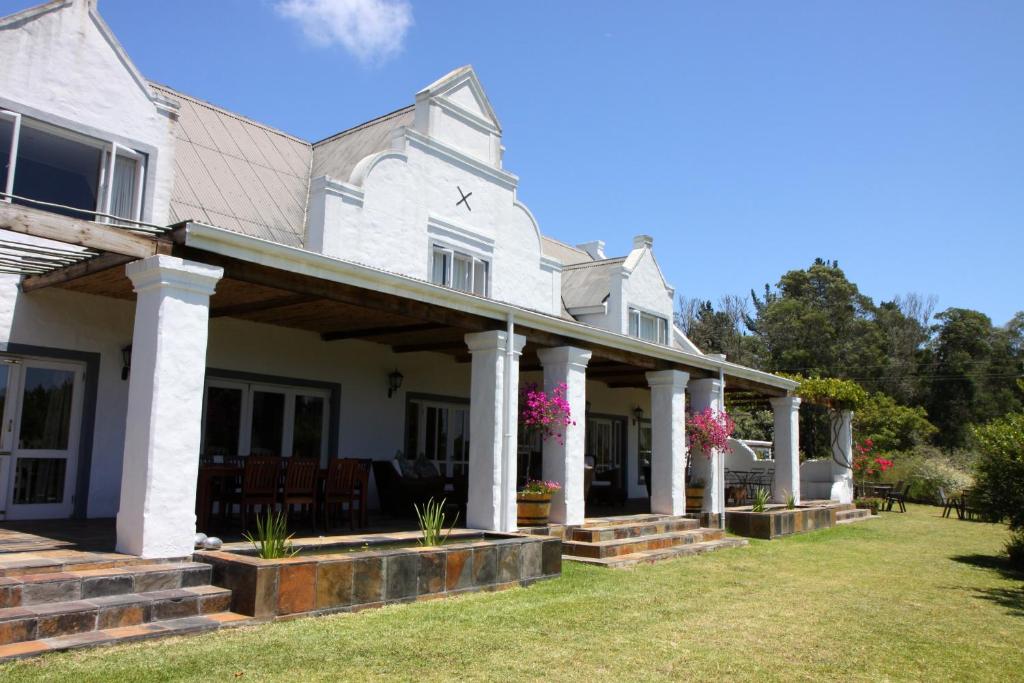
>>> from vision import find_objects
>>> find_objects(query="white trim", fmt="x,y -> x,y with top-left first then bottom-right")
426,215 -> 495,254
181,222 -> 798,392
0,110 -> 20,203
311,175 -> 365,207
432,97 -> 499,135
404,128 -> 518,190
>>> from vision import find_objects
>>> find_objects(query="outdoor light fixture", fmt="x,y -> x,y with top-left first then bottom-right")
121,344 -> 132,381
632,406 -> 644,424
387,369 -> 404,398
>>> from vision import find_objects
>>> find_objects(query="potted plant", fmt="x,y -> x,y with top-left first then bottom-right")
686,478 -> 706,510
518,382 -> 575,483
516,480 -> 562,526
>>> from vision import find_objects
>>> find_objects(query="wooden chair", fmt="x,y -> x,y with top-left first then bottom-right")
323,459 -> 360,531
885,481 -> 910,513
241,456 -> 282,531
938,487 -> 962,519
281,457 -> 318,531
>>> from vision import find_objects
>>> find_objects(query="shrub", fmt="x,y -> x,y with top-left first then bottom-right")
1006,529 -> 1024,570
972,412 -> 1024,530
751,487 -> 771,512
854,497 -> 884,515
242,509 -> 298,559
880,446 -> 974,503
414,497 -> 458,547
854,392 -> 938,452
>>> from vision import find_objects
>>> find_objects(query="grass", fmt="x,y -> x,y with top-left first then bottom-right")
3,505 -> 1022,682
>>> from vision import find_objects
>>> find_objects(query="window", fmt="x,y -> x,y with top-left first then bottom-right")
430,244 -> 489,296
200,379 -> 331,465
405,396 -> 470,477
0,109 -> 146,223
637,419 -> 652,485
628,308 -> 668,344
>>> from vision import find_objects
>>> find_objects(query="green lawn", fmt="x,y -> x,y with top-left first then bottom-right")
3,505 -> 1022,682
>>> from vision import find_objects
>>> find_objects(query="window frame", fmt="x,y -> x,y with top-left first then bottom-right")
430,242 -> 490,297
628,307 -> 669,345
0,108 -> 146,222
405,395 -> 471,478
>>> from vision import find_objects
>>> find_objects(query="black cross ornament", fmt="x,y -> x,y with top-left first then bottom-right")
456,185 -> 473,211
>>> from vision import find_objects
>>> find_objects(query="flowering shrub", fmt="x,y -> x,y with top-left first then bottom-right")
521,480 -> 562,496
520,382 -> 574,445
686,408 -> 735,456
852,439 -> 894,480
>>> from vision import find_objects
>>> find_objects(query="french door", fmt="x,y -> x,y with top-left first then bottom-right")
0,357 -> 85,520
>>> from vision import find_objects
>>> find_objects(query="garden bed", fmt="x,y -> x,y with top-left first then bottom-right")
196,530 -> 561,618
725,504 -> 840,539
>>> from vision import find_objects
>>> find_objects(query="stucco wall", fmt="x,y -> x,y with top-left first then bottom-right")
0,1 -> 177,225
621,249 -> 674,331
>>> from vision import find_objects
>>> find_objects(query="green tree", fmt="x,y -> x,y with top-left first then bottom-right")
971,412 -> 1024,530
854,392 -> 937,452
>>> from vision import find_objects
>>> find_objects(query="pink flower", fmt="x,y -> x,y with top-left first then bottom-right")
519,383 -> 574,444
685,408 -> 735,457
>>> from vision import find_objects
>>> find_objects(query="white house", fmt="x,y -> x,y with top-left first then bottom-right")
0,0 -> 843,560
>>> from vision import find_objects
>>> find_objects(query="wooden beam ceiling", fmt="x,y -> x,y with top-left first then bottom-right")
320,323 -> 447,342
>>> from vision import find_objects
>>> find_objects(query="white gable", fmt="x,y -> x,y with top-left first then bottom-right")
413,66 -> 502,166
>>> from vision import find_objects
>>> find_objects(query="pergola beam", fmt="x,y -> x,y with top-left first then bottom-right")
211,294 -> 315,318
20,253 -> 135,292
0,202 -> 168,258
320,323 -> 447,342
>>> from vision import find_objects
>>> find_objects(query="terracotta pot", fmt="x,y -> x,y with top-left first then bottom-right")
516,492 -> 552,526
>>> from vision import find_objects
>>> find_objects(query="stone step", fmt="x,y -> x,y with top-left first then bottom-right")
0,584 -> 232,646
571,516 -> 699,543
0,561 -> 213,608
563,528 -> 724,559
0,552 -> 161,578
0,611 -> 253,660
566,538 -> 749,568
837,509 -> 877,524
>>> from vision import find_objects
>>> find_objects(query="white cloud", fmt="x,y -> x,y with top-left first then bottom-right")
276,0 -> 413,64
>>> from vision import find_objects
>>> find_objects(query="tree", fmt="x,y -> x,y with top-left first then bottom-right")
854,392 -> 937,452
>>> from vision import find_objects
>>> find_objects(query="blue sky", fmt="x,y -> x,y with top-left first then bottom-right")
8,0 -> 1021,325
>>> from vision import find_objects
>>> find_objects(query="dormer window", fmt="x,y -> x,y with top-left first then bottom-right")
431,244 -> 489,296
629,307 -> 668,344
1,110 -> 146,224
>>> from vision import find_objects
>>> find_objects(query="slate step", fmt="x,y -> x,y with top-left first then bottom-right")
0,584 -> 232,646
0,561 -> 213,608
563,528 -> 725,559
571,516 -> 699,543
566,538 -> 749,568
0,611 -> 253,660
837,509 -> 877,524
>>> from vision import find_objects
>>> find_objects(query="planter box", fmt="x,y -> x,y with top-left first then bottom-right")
686,487 -> 704,511
725,505 -> 839,540
196,530 -> 560,619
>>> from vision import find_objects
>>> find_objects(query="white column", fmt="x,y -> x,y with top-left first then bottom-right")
115,256 -> 223,558
645,370 -> 689,516
465,329 -> 526,532
690,378 -> 726,527
830,409 -> 855,504
770,396 -> 802,505
537,346 -> 591,525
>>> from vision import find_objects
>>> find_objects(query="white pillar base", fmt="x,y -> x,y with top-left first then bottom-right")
465,330 -> 525,532
537,346 -> 591,526
646,370 -> 689,516
115,256 -> 223,558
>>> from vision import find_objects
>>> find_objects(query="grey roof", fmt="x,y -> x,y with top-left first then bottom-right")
312,106 -> 415,181
560,258 -> 624,310
154,83 -> 312,248
541,236 -> 592,266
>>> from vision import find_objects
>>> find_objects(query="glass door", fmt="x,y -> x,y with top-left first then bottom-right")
0,358 -> 85,520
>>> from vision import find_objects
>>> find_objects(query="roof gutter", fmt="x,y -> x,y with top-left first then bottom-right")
181,222 -> 798,393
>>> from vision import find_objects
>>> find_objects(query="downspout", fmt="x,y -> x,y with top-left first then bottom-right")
501,312 -> 516,531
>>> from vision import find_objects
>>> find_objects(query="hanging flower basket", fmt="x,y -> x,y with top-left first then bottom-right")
686,408 -> 735,456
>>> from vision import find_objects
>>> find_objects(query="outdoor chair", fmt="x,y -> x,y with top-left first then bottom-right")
240,456 -> 282,530
281,457 -> 318,530
938,487 -> 962,519
323,458 -> 361,530
885,482 -> 910,513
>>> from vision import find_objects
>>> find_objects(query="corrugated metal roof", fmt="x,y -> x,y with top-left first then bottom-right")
312,106 -> 415,182
153,83 -> 312,248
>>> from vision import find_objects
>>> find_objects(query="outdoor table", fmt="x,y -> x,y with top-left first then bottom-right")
196,464 -> 243,533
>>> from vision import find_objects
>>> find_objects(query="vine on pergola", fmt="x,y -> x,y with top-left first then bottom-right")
783,374 -> 868,469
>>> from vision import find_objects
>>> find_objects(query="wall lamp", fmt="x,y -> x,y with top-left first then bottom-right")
387,369 -> 404,398
632,406 -> 644,424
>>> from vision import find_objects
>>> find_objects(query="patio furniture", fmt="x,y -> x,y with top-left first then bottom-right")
885,482 -> 910,513
938,487 -> 962,519
241,456 -> 283,530
322,458 -> 361,530
195,462 -> 244,532
371,459 -> 445,518
281,457 -> 318,530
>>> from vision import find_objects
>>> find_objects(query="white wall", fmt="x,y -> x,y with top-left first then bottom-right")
621,249 -> 675,331
0,0 -> 177,225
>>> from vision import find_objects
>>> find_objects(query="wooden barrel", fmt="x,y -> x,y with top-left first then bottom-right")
516,494 -> 552,526
686,487 -> 705,511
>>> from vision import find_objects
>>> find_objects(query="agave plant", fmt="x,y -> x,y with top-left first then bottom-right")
785,490 -> 797,510
242,509 -> 298,559
751,487 -> 772,513
414,497 -> 459,547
